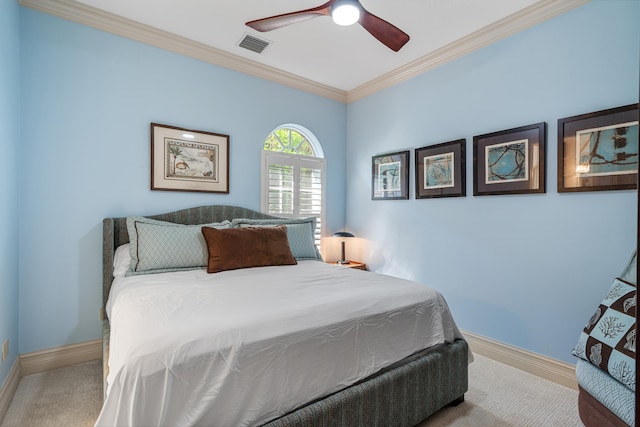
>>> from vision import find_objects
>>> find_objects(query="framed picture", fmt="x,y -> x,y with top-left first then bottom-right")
415,139 -> 466,199
371,150 -> 410,200
473,122 -> 546,196
558,104 -> 639,193
151,123 -> 229,193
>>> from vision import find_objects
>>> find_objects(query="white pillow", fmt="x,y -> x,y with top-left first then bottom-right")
113,243 -> 131,277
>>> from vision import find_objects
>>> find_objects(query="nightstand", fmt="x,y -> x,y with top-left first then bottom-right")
328,261 -> 367,271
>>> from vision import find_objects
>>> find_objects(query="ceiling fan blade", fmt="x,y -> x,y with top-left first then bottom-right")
358,7 -> 410,52
246,1 -> 334,32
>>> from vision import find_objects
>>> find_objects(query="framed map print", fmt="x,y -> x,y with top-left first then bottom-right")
151,123 -> 229,193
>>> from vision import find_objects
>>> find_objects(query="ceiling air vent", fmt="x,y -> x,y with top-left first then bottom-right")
238,34 -> 271,54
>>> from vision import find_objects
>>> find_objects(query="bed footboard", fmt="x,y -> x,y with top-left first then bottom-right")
262,339 -> 469,427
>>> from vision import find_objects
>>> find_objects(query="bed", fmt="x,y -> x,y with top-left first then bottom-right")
98,205 -> 469,426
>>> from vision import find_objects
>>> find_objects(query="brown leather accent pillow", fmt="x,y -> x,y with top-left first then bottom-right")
201,225 -> 297,273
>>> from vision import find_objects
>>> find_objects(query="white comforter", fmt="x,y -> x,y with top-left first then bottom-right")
96,261 -> 463,427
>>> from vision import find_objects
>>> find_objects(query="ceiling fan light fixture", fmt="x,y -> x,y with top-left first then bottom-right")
331,2 -> 360,26
247,0 -> 409,52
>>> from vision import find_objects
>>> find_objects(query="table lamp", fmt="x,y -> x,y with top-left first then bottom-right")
333,231 -> 355,265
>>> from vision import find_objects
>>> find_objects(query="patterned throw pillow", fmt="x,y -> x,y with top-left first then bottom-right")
126,216 -> 231,275
231,217 -> 322,261
572,278 -> 636,391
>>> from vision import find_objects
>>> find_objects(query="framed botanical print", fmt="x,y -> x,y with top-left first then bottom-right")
151,123 -> 230,193
558,104 -> 638,192
371,150 -> 410,200
473,122 -> 546,196
415,139 -> 466,199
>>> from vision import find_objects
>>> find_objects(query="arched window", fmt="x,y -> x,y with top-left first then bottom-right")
263,124 -> 325,157
261,124 -> 326,251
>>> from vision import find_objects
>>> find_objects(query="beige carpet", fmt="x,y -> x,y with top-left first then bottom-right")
0,354 -> 581,426
0,360 -> 101,427
421,354 -> 581,426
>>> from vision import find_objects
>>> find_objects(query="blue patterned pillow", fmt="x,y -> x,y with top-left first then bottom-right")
576,360 -> 636,426
572,278 -> 636,391
126,216 -> 231,275
231,217 -> 322,261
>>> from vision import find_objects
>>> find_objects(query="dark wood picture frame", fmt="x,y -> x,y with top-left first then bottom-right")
558,104 -> 639,193
151,123 -> 230,194
415,139 -> 466,199
473,122 -> 546,196
371,150 -> 410,200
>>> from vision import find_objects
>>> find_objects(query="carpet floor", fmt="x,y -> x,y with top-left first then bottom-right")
421,354 -> 581,426
0,354 -> 581,426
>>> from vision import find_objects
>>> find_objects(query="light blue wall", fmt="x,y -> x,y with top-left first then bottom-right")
18,8 -> 347,353
8,0 -> 640,368
0,0 -> 20,387
346,1 -> 639,364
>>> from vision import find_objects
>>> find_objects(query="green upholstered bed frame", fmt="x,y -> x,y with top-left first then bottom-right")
102,205 -> 468,426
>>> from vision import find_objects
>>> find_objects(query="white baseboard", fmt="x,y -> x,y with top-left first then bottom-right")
19,339 -> 102,377
0,358 -> 21,423
462,330 -> 578,390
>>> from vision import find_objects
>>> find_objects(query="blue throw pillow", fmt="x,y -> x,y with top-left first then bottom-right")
126,216 -> 231,275
231,217 -> 322,261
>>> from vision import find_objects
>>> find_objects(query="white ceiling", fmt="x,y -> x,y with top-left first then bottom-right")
21,0 -> 589,102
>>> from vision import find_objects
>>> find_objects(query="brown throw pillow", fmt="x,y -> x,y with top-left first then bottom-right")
201,225 -> 297,273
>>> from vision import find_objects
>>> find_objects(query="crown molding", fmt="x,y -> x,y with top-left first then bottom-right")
19,0 -> 348,103
347,0 -> 590,102
20,0 -> 589,104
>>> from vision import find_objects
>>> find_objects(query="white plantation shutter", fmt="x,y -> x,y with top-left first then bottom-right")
262,151 -> 325,248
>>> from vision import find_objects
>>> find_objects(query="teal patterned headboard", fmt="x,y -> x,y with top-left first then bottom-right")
102,205 -> 278,310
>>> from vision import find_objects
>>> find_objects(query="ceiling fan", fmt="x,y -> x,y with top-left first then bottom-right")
245,0 -> 410,52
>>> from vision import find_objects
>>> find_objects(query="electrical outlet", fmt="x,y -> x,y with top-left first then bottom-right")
2,340 -> 8,363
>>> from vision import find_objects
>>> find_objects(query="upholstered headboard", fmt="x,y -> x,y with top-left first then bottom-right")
102,205 -> 278,310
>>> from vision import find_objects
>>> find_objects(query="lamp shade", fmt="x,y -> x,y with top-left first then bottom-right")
333,231 -> 355,238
